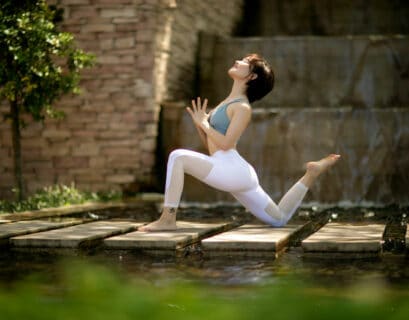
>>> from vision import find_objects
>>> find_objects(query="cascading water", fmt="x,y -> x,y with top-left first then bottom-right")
160,106 -> 409,207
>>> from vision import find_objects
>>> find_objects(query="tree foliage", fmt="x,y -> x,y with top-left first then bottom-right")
0,0 -> 95,200
0,0 -> 94,121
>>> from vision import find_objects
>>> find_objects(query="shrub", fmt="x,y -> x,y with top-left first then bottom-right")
0,184 -> 122,213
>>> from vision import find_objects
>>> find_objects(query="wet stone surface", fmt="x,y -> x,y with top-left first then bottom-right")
0,220 -> 84,242
302,223 -> 385,254
202,223 -> 307,255
11,221 -> 140,248
104,221 -> 233,250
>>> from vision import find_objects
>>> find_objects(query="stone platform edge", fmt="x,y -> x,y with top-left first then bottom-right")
0,193 -> 164,222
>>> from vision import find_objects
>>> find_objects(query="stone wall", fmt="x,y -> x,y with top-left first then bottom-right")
0,0 -> 243,199
237,0 -> 409,36
199,35 -> 409,108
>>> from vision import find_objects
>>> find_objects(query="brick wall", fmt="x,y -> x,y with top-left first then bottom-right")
0,0 -> 243,199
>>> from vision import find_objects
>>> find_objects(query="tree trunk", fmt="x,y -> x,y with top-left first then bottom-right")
10,100 -> 24,201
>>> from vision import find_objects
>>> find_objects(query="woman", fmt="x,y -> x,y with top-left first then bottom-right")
139,53 -> 340,231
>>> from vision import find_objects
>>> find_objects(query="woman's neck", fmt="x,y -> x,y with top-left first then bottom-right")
225,79 -> 248,101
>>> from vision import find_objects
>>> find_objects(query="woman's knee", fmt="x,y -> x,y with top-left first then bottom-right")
168,149 -> 186,160
273,219 -> 287,227
264,201 -> 284,222
168,149 -> 192,166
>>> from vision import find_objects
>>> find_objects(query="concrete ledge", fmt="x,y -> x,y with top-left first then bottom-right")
0,193 -> 164,222
1,202 -> 119,222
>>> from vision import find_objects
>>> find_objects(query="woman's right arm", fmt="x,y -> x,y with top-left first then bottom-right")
187,97 -> 251,151
194,123 -> 208,149
188,98 -> 211,151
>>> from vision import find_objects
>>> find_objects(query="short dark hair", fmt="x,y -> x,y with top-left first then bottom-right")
245,53 -> 275,103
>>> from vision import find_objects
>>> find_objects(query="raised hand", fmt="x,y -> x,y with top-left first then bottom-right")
186,97 -> 209,128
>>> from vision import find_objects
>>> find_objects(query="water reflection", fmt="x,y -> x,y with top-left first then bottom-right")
0,243 -> 408,296
0,205 -> 407,292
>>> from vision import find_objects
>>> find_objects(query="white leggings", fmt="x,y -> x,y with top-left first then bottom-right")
164,148 -> 308,227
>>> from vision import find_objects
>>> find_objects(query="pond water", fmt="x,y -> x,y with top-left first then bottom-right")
1,245 -> 408,289
0,204 -> 407,292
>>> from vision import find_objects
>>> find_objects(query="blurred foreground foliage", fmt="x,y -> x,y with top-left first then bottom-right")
0,184 -> 121,213
0,260 -> 408,320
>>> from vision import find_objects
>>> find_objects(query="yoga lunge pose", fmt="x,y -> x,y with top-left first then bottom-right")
139,54 -> 340,231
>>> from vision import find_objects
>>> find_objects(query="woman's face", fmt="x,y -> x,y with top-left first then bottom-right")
228,57 -> 252,80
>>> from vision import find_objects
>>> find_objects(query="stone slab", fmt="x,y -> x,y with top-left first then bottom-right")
0,220 -> 83,243
302,223 -> 385,253
11,221 -> 140,248
201,224 -> 304,253
104,221 -> 232,250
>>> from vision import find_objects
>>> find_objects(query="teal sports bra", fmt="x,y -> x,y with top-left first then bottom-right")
209,98 -> 246,135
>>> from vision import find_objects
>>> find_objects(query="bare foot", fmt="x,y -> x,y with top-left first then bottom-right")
138,219 -> 177,232
306,154 -> 341,177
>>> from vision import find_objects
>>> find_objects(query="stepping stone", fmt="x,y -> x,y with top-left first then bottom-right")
0,220 -> 83,245
104,221 -> 232,251
201,224 -> 305,256
302,223 -> 385,256
11,221 -> 140,248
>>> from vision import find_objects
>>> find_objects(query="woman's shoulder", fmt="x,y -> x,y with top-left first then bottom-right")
230,100 -> 252,113
228,101 -> 252,121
